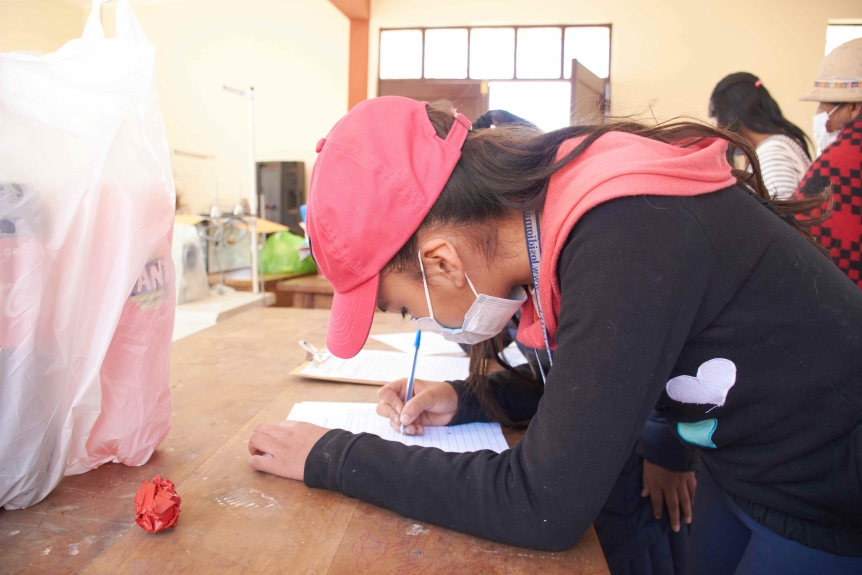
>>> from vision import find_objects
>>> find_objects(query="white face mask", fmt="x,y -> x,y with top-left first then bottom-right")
813,105 -> 841,155
411,251 -> 527,344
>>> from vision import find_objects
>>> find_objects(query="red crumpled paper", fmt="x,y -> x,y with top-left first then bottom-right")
134,476 -> 181,533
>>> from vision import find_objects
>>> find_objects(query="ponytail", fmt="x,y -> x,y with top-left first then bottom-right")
709,72 -> 812,159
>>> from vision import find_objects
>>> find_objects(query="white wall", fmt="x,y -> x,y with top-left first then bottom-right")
3,0 -> 350,214
369,0 -> 862,141
0,0 -> 85,54
104,0 -> 350,214
5,0 -> 860,213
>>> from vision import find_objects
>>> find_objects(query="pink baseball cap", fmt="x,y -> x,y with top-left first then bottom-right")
306,96 -> 471,358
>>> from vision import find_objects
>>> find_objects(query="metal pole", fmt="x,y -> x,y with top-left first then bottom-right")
223,84 -> 260,295
248,88 -> 260,294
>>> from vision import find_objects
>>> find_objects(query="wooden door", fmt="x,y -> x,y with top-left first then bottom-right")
570,60 -> 608,125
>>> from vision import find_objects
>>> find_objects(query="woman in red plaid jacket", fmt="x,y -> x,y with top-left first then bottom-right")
797,38 -> 862,289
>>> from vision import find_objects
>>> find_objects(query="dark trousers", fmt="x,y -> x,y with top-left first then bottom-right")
594,450 -> 689,575
689,467 -> 862,575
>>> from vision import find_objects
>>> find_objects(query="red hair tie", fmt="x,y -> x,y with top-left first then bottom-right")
754,80 -> 763,88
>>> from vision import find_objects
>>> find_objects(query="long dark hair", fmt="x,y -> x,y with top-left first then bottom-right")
709,72 -> 812,159
474,110 -> 537,131
465,332 -> 524,425
385,101 -> 831,423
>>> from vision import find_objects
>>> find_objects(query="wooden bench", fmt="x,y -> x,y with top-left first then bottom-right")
276,274 -> 335,309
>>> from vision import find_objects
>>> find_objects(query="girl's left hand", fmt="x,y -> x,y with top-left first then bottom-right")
247,421 -> 330,481
641,459 -> 697,533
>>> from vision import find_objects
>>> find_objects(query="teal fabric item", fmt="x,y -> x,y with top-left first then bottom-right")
677,419 -> 717,448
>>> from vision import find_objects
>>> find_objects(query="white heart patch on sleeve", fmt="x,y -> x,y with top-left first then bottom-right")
666,358 -> 736,407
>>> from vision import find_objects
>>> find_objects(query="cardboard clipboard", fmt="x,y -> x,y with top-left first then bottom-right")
289,360 -> 384,386
290,348 -> 471,386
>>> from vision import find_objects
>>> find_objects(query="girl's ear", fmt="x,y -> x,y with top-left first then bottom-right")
419,237 -> 467,289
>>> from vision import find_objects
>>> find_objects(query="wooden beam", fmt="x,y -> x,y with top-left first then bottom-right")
329,0 -> 369,20
329,0 -> 370,109
348,18 -> 369,109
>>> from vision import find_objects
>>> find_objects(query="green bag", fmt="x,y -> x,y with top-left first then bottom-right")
259,231 -> 317,275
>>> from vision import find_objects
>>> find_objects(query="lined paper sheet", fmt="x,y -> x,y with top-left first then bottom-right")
297,349 -> 470,384
370,332 -> 467,356
287,402 -> 509,453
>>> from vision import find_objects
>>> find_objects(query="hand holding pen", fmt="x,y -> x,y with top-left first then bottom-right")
376,378 -> 459,435
375,332 -> 459,435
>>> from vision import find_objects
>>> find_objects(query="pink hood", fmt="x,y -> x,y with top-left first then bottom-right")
516,132 -> 737,350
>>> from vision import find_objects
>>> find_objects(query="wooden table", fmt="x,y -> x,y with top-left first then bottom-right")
276,274 -> 335,309
0,308 -> 609,574
211,269 -> 313,307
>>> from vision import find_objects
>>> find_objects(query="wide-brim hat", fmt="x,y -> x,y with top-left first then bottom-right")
800,37 -> 862,102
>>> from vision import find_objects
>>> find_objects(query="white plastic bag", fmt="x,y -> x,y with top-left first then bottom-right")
0,0 -> 176,509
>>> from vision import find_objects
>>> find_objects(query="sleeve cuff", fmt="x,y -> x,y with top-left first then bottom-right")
446,380 -> 487,425
304,428 -> 366,491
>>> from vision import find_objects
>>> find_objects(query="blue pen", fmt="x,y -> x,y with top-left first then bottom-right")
401,330 -> 422,435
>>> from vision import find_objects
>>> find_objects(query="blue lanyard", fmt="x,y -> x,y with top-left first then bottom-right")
522,211 -> 553,383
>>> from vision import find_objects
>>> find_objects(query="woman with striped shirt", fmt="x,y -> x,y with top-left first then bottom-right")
710,73 -> 811,200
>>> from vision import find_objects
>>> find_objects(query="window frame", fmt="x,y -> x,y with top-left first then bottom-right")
378,24 -> 613,84
377,24 -> 613,125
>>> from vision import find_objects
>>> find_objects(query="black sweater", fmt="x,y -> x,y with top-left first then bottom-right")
305,187 -> 862,555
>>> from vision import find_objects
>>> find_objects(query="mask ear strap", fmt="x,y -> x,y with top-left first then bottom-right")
418,250 -> 435,320
463,273 -> 480,298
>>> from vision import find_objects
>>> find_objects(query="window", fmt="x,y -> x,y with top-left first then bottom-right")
470,28 -> 516,79
825,23 -> 862,55
516,27 -> 562,79
424,28 -> 468,79
379,29 -> 423,79
564,27 -> 610,79
379,25 -> 611,81
378,25 -> 612,129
